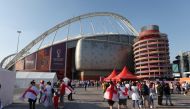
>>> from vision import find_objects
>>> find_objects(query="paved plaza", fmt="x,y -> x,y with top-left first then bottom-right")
4,87 -> 190,109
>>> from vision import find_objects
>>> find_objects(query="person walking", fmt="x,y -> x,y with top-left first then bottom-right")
96,81 -> 99,89
21,80 -> 39,109
44,81 -> 53,107
149,83 -> 156,108
183,82 -> 189,96
52,82 -> 60,109
157,81 -> 163,105
59,80 -> 66,108
118,82 -> 128,109
102,82 -> 109,101
39,80 -> 45,103
141,81 -> 150,108
53,91 -> 59,109
164,83 -> 174,106
169,82 -> 174,94
104,81 -> 118,109
68,81 -> 74,101
176,82 -> 181,94
131,82 -> 140,109
84,81 -> 87,91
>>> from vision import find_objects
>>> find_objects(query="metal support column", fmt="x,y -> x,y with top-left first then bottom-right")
64,24 -> 70,77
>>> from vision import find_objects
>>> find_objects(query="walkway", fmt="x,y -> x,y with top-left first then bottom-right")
4,87 -> 190,109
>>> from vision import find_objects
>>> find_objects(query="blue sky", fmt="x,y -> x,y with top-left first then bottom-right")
0,0 -> 190,62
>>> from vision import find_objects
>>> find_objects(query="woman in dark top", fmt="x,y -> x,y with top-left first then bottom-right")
163,83 -> 173,106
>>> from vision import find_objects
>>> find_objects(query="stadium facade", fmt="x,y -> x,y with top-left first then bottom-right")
1,12 -> 139,80
14,34 -> 135,80
1,12 -> 172,80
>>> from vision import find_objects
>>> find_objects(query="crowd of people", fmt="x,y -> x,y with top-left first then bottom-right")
70,80 -> 100,89
19,79 -> 102,109
13,78 -> 190,109
102,80 -> 190,109
20,79 -> 74,109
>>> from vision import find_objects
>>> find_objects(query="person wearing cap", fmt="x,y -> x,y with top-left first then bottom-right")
39,80 -> 45,103
21,80 -> 39,109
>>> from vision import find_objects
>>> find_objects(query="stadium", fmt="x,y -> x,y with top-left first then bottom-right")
1,12 -> 139,80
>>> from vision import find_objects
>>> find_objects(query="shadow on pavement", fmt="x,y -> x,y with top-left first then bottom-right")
156,105 -> 190,108
65,102 -> 107,109
156,106 -> 190,108
4,103 -> 44,109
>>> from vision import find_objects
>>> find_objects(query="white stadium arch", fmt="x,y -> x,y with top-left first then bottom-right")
4,12 -> 139,69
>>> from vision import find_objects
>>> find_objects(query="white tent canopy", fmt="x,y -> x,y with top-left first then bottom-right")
16,72 -> 58,88
0,68 -> 16,108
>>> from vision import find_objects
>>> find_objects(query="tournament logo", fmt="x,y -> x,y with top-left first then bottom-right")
56,49 -> 61,58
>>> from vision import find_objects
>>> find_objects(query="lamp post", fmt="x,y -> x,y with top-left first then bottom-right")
15,30 -> 21,71
16,31 -> 22,54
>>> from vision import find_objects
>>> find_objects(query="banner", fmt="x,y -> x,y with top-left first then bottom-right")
51,43 -> 66,70
15,59 -> 25,70
25,53 -> 36,70
36,47 -> 51,71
